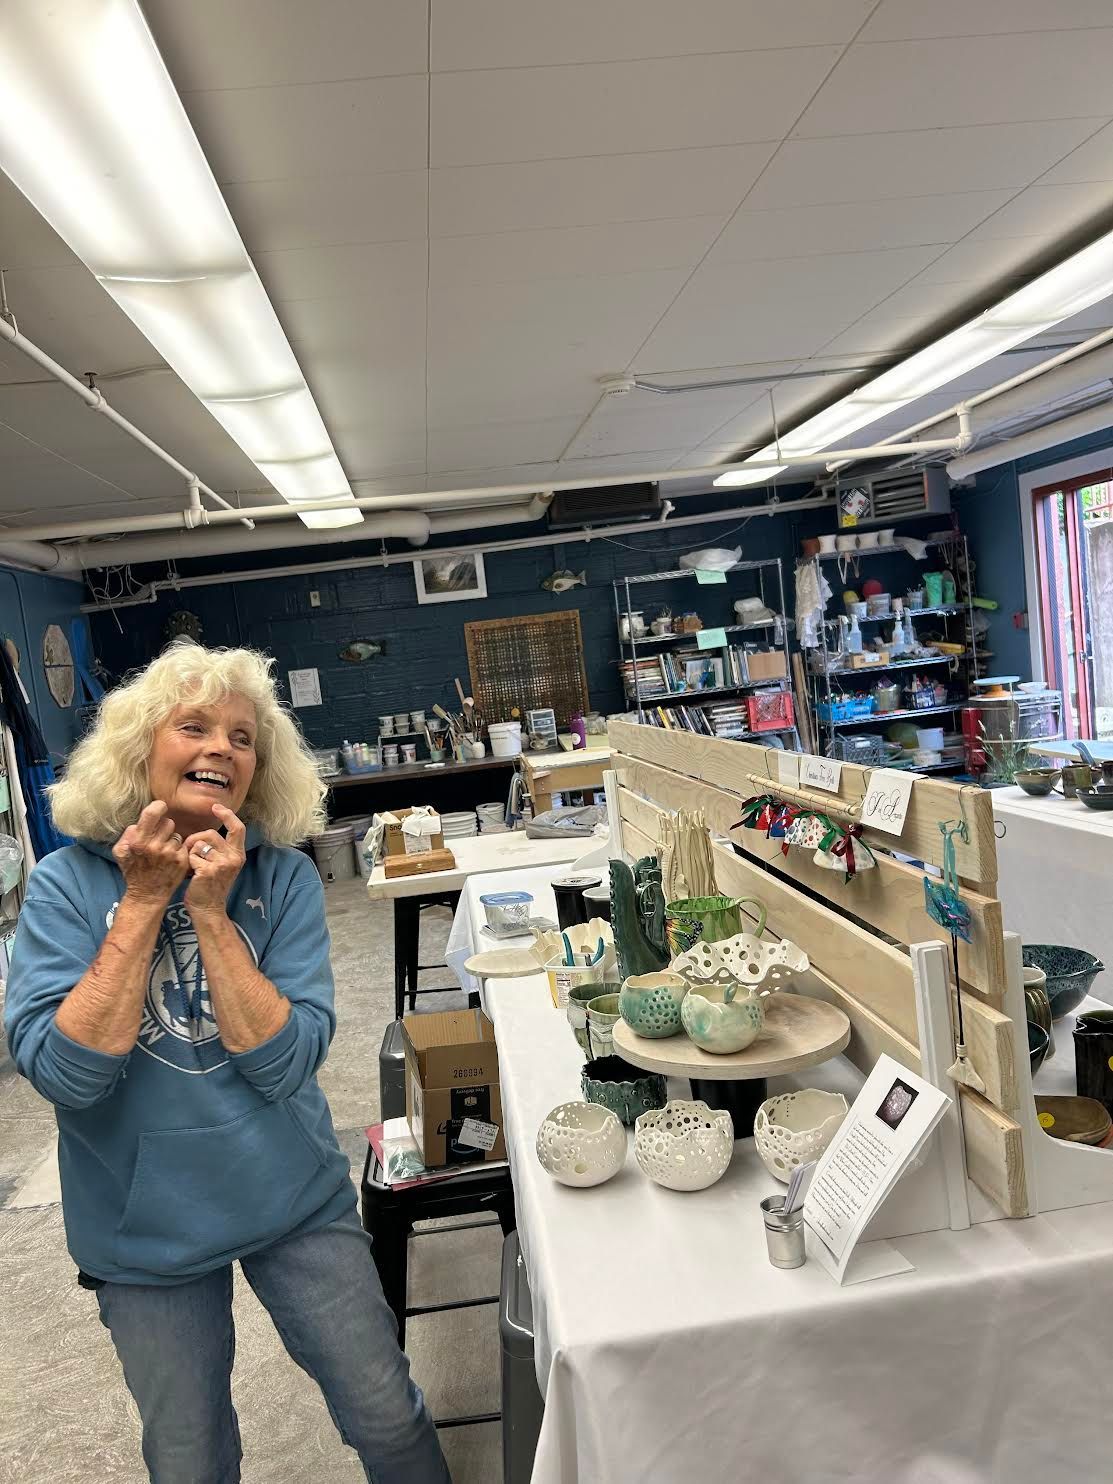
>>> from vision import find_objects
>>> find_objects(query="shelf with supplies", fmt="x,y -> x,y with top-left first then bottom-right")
617,617 -> 790,646
613,555 -> 800,749
815,653 -> 968,679
828,701 -> 962,728
803,534 -> 980,762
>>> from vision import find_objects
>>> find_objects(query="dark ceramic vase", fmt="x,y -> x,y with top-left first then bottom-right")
609,859 -> 669,980
1074,1008 -> 1113,1115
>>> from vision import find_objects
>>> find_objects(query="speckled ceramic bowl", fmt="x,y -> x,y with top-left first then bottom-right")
1022,945 -> 1105,1020
618,971 -> 688,1038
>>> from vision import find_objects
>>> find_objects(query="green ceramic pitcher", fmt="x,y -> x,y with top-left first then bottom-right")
664,895 -> 767,956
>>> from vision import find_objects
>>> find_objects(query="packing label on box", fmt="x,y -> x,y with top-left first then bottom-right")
458,1117 -> 500,1152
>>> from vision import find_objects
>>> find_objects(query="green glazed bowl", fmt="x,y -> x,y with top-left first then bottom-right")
582,1055 -> 668,1126
618,971 -> 687,1038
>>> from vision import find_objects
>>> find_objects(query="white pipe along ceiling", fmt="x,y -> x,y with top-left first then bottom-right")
76,493 -> 836,612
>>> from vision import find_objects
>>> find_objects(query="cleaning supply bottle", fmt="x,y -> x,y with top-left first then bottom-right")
889,617 -> 905,656
845,612 -> 862,655
903,611 -> 915,651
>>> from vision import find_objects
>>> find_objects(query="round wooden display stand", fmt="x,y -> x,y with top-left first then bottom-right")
612,993 -> 851,1137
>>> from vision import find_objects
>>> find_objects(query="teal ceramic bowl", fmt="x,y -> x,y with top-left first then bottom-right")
618,971 -> 687,1038
1022,945 -> 1105,1020
581,1055 -> 668,1126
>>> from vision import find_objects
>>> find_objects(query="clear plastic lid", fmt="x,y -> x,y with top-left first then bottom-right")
480,891 -> 533,905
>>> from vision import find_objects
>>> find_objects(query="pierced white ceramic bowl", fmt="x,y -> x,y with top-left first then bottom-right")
670,931 -> 809,994
536,1101 -> 627,1187
753,1089 -> 849,1183
634,1099 -> 734,1192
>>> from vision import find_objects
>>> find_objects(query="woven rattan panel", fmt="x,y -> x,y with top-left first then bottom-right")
465,611 -> 589,728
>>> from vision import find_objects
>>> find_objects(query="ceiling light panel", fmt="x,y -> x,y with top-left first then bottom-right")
0,0 -> 360,529
716,223 -> 1113,487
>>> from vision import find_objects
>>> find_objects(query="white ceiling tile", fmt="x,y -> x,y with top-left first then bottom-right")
427,417 -> 585,472
912,237 -> 1059,288
431,145 -> 775,237
180,75 -> 428,183
964,182 -> 1113,241
224,172 -> 428,253
255,241 -> 428,304
748,120 -> 1104,209
148,1 -> 427,89
432,0 -> 872,69
0,177 -> 79,270
861,0 -> 1113,41
797,35 -> 1113,137
556,450 -> 690,477
424,464 -> 560,493
430,49 -> 839,168
706,191 -> 1016,264
430,217 -> 724,288
279,294 -> 426,369
565,404 -> 738,460
1041,121 -> 1113,185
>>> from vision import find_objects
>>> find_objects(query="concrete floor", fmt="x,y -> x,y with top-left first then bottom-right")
0,879 -> 502,1483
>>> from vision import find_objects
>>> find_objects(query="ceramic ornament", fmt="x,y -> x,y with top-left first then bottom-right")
754,1090 -> 849,1182
634,1099 -> 734,1191
669,929 -> 809,994
535,1101 -> 627,1187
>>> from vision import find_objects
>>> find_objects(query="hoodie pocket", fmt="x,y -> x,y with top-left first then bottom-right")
117,1103 -> 327,1276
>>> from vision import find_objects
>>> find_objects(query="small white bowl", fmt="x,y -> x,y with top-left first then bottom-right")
754,1089 -> 848,1183
536,1102 -> 626,1187
634,1099 -> 733,1191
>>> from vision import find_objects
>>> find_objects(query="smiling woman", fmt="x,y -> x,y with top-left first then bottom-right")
48,641 -> 326,845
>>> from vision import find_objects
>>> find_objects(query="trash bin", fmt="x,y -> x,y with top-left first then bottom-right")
500,1230 -> 544,1484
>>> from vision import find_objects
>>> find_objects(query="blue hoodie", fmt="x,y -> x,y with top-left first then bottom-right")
3,830 -> 354,1284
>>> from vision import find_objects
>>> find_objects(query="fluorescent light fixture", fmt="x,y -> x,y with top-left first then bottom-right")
0,0 -> 361,532
715,222 -> 1113,487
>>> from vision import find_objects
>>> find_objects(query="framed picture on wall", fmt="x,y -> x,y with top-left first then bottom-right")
413,553 -> 487,604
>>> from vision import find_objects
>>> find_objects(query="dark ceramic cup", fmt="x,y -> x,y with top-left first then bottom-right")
1073,1008 -> 1113,1115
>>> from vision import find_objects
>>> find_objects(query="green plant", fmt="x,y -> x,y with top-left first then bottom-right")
978,722 -> 1031,783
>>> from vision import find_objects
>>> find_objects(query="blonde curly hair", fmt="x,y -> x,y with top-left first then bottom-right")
49,641 -> 327,845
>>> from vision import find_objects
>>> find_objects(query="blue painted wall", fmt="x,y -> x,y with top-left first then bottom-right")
88,507 -> 799,747
0,565 -> 91,763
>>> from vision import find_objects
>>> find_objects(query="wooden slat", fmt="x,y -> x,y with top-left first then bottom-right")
618,788 -> 1014,1109
960,1089 -> 1029,1217
608,718 -> 997,883
793,968 -> 922,1076
614,758 -> 1005,1004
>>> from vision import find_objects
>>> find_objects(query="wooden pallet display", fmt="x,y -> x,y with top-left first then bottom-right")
606,719 -> 1113,1223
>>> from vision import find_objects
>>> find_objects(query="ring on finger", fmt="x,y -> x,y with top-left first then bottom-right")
169,832 -> 183,846
196,842 -> 214,858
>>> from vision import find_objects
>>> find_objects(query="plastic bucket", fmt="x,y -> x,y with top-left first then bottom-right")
489,721 -> 523,758
334,814 -> 373,877
915,727 -> 945,752
311,824 -> 357,884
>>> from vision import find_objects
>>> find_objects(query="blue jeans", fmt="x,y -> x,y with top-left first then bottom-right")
95,1212 -> 451,1484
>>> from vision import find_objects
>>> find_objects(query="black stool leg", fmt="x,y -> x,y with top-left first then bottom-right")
371,1206 -> 414,1347
406,900 -> 420,1013
392,899 -> 408,1021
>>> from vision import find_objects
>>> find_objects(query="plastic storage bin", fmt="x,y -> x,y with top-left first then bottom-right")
747,689 -> 795,733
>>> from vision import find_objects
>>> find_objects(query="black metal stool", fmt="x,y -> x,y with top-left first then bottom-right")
392,891 -> 465,1019
361,1143 -> 516,1430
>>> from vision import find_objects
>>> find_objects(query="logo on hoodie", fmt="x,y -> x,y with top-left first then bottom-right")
136,904 -> 259,1074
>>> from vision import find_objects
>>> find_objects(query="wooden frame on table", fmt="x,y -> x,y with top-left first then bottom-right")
606,718 -> 1113,1225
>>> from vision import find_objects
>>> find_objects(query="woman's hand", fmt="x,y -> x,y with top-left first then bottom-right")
113,801 -> 190,906
184,803 -> 247,918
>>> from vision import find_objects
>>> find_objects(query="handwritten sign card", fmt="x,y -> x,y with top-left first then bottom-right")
800,754 -> 842,793
859,768 -> 916,836
696,627 -> 728,650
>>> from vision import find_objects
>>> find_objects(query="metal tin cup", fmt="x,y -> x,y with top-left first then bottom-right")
760,1195 -> 806,1269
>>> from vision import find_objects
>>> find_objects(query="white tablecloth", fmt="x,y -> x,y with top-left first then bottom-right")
993,786 -> 1113,1005
457,864 -> 1113,1484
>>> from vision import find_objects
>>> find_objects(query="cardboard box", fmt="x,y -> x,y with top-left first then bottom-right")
402,1009 -> 506,1167
384,807 -> 444,857
744,648 -> 788,682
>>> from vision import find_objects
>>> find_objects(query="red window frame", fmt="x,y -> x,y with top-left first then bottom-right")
1031,474 -> 1098,738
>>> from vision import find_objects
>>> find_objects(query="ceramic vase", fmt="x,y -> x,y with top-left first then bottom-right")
680,981 -> 764,1053
618,971 -> 688,1038
634,1099 -> 734,1191
753,1089 -> 849,1182
584,992 -> 622,1058
566,983 -> 606,1055
609,859 -> 669,979
1022,966 -> 1055,1058
581,1055 -> 668,1126
664,893 -> 764,950
535,1101 -> 627,1187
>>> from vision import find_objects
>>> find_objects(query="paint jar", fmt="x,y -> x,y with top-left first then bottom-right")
382,745 -> 399,767
379,715 -> 395,736
401,743 -> 417,764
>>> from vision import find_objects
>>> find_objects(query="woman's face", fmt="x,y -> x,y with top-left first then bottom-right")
147,693 -> 258,834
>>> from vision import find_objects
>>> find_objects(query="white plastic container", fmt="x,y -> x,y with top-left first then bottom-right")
916,726 -> 946,751
488,721 -> 523,758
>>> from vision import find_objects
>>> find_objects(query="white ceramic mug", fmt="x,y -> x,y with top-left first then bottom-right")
836,533 -> 857,552
857,531 -> 880,550
817,534 -> 837,554
878,527 -> 896,545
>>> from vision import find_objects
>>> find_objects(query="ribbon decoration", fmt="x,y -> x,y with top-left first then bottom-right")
731,794 -> 778,831
828,822 -> 876,880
